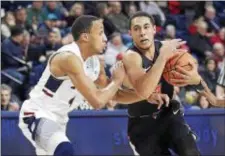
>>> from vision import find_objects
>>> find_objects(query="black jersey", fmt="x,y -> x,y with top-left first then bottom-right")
127,40 -> 174,117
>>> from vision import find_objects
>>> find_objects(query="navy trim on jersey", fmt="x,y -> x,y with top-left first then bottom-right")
128,40 -> 162,71
44,75 -> 64,93
42,88 -> 53,97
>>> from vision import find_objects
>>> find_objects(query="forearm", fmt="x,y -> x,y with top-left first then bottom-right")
96,81 -> 121,107
135,56 -> 166,98
113,89 -> 144,104
95,74 -> 110,88
216,99 -> 225,107
216,85 -> 225,98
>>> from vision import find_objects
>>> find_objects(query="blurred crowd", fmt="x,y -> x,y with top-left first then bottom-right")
1,1 -> 225,111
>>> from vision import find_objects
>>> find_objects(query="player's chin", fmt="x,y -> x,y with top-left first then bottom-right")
139,45 -> 151,50
97,49 -> 104,54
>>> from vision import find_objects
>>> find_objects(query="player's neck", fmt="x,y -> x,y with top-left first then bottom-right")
75,41 -> 92,60
142,43 -> 155,61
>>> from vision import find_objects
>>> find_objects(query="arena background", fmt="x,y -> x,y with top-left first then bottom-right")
1,1 -> 225,155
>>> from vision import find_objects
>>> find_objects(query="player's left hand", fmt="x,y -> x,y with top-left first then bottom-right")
199,90 -> 217,106
198,80 -> 217,106
147,93 -> 170,109
170,61 -> 201,86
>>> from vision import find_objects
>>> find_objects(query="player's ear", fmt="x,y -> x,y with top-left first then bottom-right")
153,25 -> 156,35
81,33 -> 89,42
128,30 -> 132,36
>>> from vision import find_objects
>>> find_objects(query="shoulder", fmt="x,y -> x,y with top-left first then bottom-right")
123,49 -> 142,66
60,51 -> 81,63
51,51 -> 84,75
124,49 -> 140,57
2,38 -> 11,46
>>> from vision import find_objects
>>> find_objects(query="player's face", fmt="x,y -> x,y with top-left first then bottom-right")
89,20 -> 107,54
130,16 -> 156,50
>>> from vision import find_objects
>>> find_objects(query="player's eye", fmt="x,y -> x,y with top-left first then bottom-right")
134,27 -> 138,31
144,25 -> 150,29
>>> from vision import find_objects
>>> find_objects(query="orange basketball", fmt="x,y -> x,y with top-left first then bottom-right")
162,50 -> 198,86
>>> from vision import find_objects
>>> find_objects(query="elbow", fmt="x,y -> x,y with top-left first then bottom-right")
136,89 -> 154,99
134,84 -> 154,99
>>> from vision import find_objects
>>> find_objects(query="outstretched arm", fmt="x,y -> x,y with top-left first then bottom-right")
113,90 -> 170,109
199,79 -> 225,107
170,63 -> 225,107
51,52 -> 125,109
113,89 -> 144,104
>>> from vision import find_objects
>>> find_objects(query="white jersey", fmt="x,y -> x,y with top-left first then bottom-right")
20,42 -> 101,124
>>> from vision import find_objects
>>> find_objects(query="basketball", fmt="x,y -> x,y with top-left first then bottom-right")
163,50 -> 198,86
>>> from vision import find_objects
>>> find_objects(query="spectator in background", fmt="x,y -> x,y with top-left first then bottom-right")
52,27 -> 62,44
42,1 -> 67,28
210,27 -> 225,45
197,95 -> 210,109
1,26 -> 26,90
139,1 -> 166,26
65,2 -> 84,27
21,30 -> 31,59
164,24 -> 189,50
38,13 -> 58,39
180,1 -> 198,27
26,1 -> 47,28
96,2 -> 117,37
200,57 -> 220,93
165,24 -> 176,39
43,1 -> 63,19
204,5 -> 220,34
212,43 -> 225,69
62,33 -> 73,45
127,3 -> 137,18
107,1 -> 129,34
1,84 -> 20,111
1,11 -> 16,39
2,26 -> 25,68
188,16 -> 204,35
188,21 -> 212,63
14,6 -> 33,35
168,0 -> 181,15
107,1 -> 133,45
44,29 -> 62,57
104,32 -> 127,67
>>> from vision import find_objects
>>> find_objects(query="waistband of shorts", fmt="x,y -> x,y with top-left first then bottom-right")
128,113 -> 152,118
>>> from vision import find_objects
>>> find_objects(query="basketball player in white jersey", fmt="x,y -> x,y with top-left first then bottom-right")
18,15 -> 126,156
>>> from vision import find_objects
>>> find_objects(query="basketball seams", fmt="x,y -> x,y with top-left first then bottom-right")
163,52 -> 197,74
163,52 -> 198,85
163,63 -> 196,74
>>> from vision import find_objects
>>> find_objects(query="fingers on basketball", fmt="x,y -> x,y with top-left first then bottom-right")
163,50 -> 197,86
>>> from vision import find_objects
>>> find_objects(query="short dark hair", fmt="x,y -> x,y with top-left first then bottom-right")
10,26 -> 24,37
71,15 -> 100,41
129,11 -> 155,29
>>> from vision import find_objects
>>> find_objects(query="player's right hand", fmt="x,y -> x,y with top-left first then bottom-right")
159,39 -> 187,60
111,61 -> 125,84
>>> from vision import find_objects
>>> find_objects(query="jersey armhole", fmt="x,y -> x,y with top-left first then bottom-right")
48,51 -> 72,80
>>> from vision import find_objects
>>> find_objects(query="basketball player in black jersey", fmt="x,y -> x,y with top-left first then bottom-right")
119,12 -> 201,156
